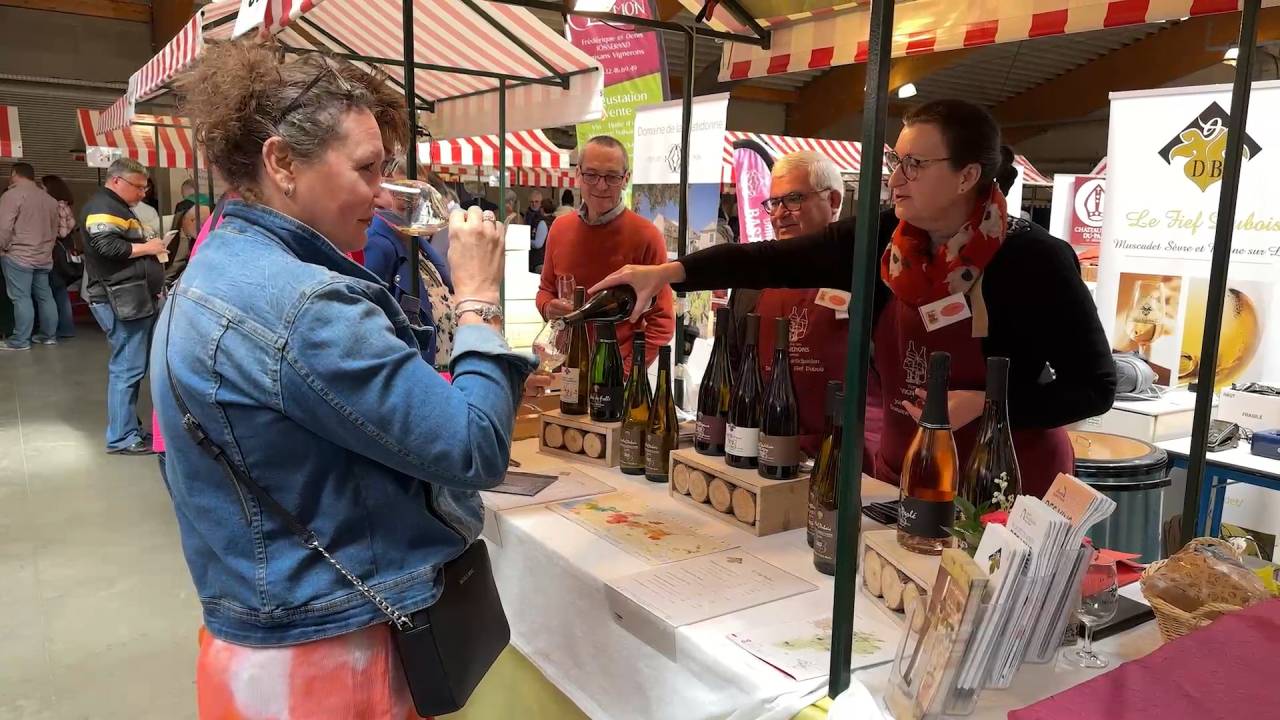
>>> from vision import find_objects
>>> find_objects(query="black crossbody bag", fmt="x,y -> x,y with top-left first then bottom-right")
161,284 -> 509,717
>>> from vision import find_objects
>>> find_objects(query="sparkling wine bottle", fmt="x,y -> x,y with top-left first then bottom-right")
808,380 -> 843,548
758,316 -> 800,480
618,336 -> 651,476
960,357 -> 1021,510
588,322 -> 624,422
644,346 -> 678,483
898,351 -> 959,556
559,287 -> 590,416
812,390 -> 844,576
695,306 -> 734,456
725,314 -> 762,469
558,286 -> 653,326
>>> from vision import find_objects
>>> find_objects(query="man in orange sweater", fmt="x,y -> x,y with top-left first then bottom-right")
536,135 -> 674,370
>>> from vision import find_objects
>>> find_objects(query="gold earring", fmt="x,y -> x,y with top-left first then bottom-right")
284,184 -> 295,198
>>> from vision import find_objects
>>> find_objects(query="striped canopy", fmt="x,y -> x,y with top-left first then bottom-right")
723,131 -> 882,185
1091,157 -> 1108,176
424,130 -> 570,170
679,0 -> 1280,81
0,105 -> 22,159
434,165 -> 577,189
77,109 -> 201,169
1014,154 -> 1053,186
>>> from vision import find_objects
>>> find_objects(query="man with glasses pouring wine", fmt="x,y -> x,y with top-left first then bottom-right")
594,101 -> 1115,552
536,135 -> 673,372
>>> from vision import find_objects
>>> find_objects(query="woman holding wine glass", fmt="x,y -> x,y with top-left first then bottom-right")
592,99 -> 1115,499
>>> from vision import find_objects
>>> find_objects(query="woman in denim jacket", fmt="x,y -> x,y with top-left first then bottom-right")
152,41 -> 533,717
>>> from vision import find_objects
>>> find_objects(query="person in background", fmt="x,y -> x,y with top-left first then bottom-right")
364,156 -> 455,366
725,150 -> 881,459
556,188 -> 575,217
503,189 -> 520,226
159,41 -> 531,715
164,203 -> 210,288
522,189 -> 544,233
131,188 -> 162,240
528,196 -> 555,274
0,162 -> 61,351
168,178 -> 197,235
594,100 -> 1114,498
41,174 -> 81,340
81,157 -> 169,454
536,134 -> 674,371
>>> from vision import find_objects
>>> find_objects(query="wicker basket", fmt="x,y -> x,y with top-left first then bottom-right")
1139,559 -> 1248,643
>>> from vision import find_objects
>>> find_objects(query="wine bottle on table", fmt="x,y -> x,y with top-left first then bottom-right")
725,314 -> 762,469
695,306 -> 734,456
588,322 -> 625,422
808,380 -> 844,548
759,316 -> 800,480
644,345 -> 678,483
619,337 -> 651,476
558,286 -> 653,326
898,351 -> 959,555
812,391 -> 845,576
960,356 -> 1021,510
559,287 -> 590,416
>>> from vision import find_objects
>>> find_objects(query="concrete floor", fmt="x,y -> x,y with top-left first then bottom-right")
1,325 -> 201,719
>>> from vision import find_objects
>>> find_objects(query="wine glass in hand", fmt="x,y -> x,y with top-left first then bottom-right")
1064,556 -> 1119,669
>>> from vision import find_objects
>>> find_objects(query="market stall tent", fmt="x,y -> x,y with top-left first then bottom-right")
721,131 -> 881,186
0,106 -> 23,159
426,129 -> 577,187
75,108 -> 201,169
1015,154 -> 1053,186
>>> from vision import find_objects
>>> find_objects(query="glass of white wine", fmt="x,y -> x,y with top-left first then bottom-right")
1063,556 -> 1118,669
532,319 -> 569,375
1125,279 -> 1165,357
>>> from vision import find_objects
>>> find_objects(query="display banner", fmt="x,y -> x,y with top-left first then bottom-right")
566,1 -> 667,180
1098,82 -> 1280,390
731,140 -> 775,244
1050,174 -> 1105,248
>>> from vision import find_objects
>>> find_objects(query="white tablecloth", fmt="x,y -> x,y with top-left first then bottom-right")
486,439 -> 1161,720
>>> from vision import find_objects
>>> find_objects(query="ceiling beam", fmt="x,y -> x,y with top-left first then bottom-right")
668,75 -> 800,104
151,0 -> 195,50
0,0 -> 150,23
656,0 -> 685,22
997,10 -> 1280,143
786,49 -> 967,137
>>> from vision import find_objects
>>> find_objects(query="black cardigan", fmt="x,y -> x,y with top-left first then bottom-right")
675,213 -> 1116,429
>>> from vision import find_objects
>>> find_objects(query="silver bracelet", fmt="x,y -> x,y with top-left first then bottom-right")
455,299 -> 503,322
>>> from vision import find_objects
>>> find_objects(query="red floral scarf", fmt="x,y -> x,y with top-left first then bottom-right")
880,186 -> 1009,308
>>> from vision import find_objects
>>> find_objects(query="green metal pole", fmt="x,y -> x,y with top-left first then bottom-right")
1182,0 -> 1261,540
403,0 -> 421,298
674,25 -> 695,405
499,78 -> 507,331
828,0 -> 894,698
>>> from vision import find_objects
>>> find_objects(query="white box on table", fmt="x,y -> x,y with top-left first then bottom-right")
1070,391 -> 1201,443
1218,388 -> 1280,432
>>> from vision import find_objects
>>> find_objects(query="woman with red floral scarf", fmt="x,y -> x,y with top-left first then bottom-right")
594,100 -> 1114,498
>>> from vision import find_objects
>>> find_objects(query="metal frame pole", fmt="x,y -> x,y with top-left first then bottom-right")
1182,0 -> 1262,541
403,0 -> 422,298
499,78 -> 508,330
673,25 -> 695,406
829,0 -> 894,698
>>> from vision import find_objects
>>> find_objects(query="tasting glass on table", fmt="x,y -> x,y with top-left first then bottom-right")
1064,555 -> 1119,669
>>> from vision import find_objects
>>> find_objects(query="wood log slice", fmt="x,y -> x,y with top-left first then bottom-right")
582,432 -> 605,458
563,427 -> 585,454
543,423 -> 564,449
708,479 -> 733,514
671,464 -> 691,495
902,583 -> 926,633
731,488 -> 757,525
687,470 -> 710,504
863,549 -> 884,598
882,567 -> 908,611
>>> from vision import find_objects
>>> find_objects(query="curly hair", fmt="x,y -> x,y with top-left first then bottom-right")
176,40 -> 409,202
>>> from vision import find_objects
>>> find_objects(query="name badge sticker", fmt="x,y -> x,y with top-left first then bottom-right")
919,292 -> 971,332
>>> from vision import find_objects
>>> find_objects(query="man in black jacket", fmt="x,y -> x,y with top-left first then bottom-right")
82,157 -> 168,455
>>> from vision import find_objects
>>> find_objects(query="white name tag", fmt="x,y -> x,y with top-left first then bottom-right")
815,288 -> 851,319
918,292 -> 971,332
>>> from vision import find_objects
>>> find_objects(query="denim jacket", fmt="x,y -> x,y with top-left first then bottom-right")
150,200 -> 534,647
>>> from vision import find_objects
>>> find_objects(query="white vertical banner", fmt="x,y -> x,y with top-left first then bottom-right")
631,93 -> 729,185
1098,82 -> 1280,389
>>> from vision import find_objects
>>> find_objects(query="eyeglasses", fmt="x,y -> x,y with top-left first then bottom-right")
760,190 -> 827,214
277,59 -> 354,126
579,170 -> 628,187
885,150 -> 952,181
116,177 -> 148,192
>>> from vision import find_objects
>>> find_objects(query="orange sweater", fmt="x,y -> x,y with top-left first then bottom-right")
536,209 -> 674,371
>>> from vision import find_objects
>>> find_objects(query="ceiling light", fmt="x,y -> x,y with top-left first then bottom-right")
897,83 -> 918,99
1224,45 -> 1239,65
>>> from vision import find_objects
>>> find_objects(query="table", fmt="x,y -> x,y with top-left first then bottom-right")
473,439 -> 1161,720
1159,437 -> 1280,538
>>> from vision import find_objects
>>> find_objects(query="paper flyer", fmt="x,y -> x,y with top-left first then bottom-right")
551,493 -> 736,564
480,468 -> 614,511
729,613 -> 901,682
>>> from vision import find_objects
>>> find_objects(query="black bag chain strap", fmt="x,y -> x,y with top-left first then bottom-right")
161,279 -> 414,630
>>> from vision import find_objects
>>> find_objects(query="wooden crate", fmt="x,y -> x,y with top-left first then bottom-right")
668,447 -> 808,536
538,409 -> 621,467
861,528 -> 940,629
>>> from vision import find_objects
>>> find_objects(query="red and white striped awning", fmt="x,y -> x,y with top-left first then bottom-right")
686,0 -> 1280,82
432,165 -> 577,189
77,109 -> 201,169
245,0 -> 604,138
1091,157 -> 1108,176
1014,154 -> 1052,186
0,105 -> 22,158
132,0 -> 239,105
722,131 -> 879,185
424,130 -> 569,170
